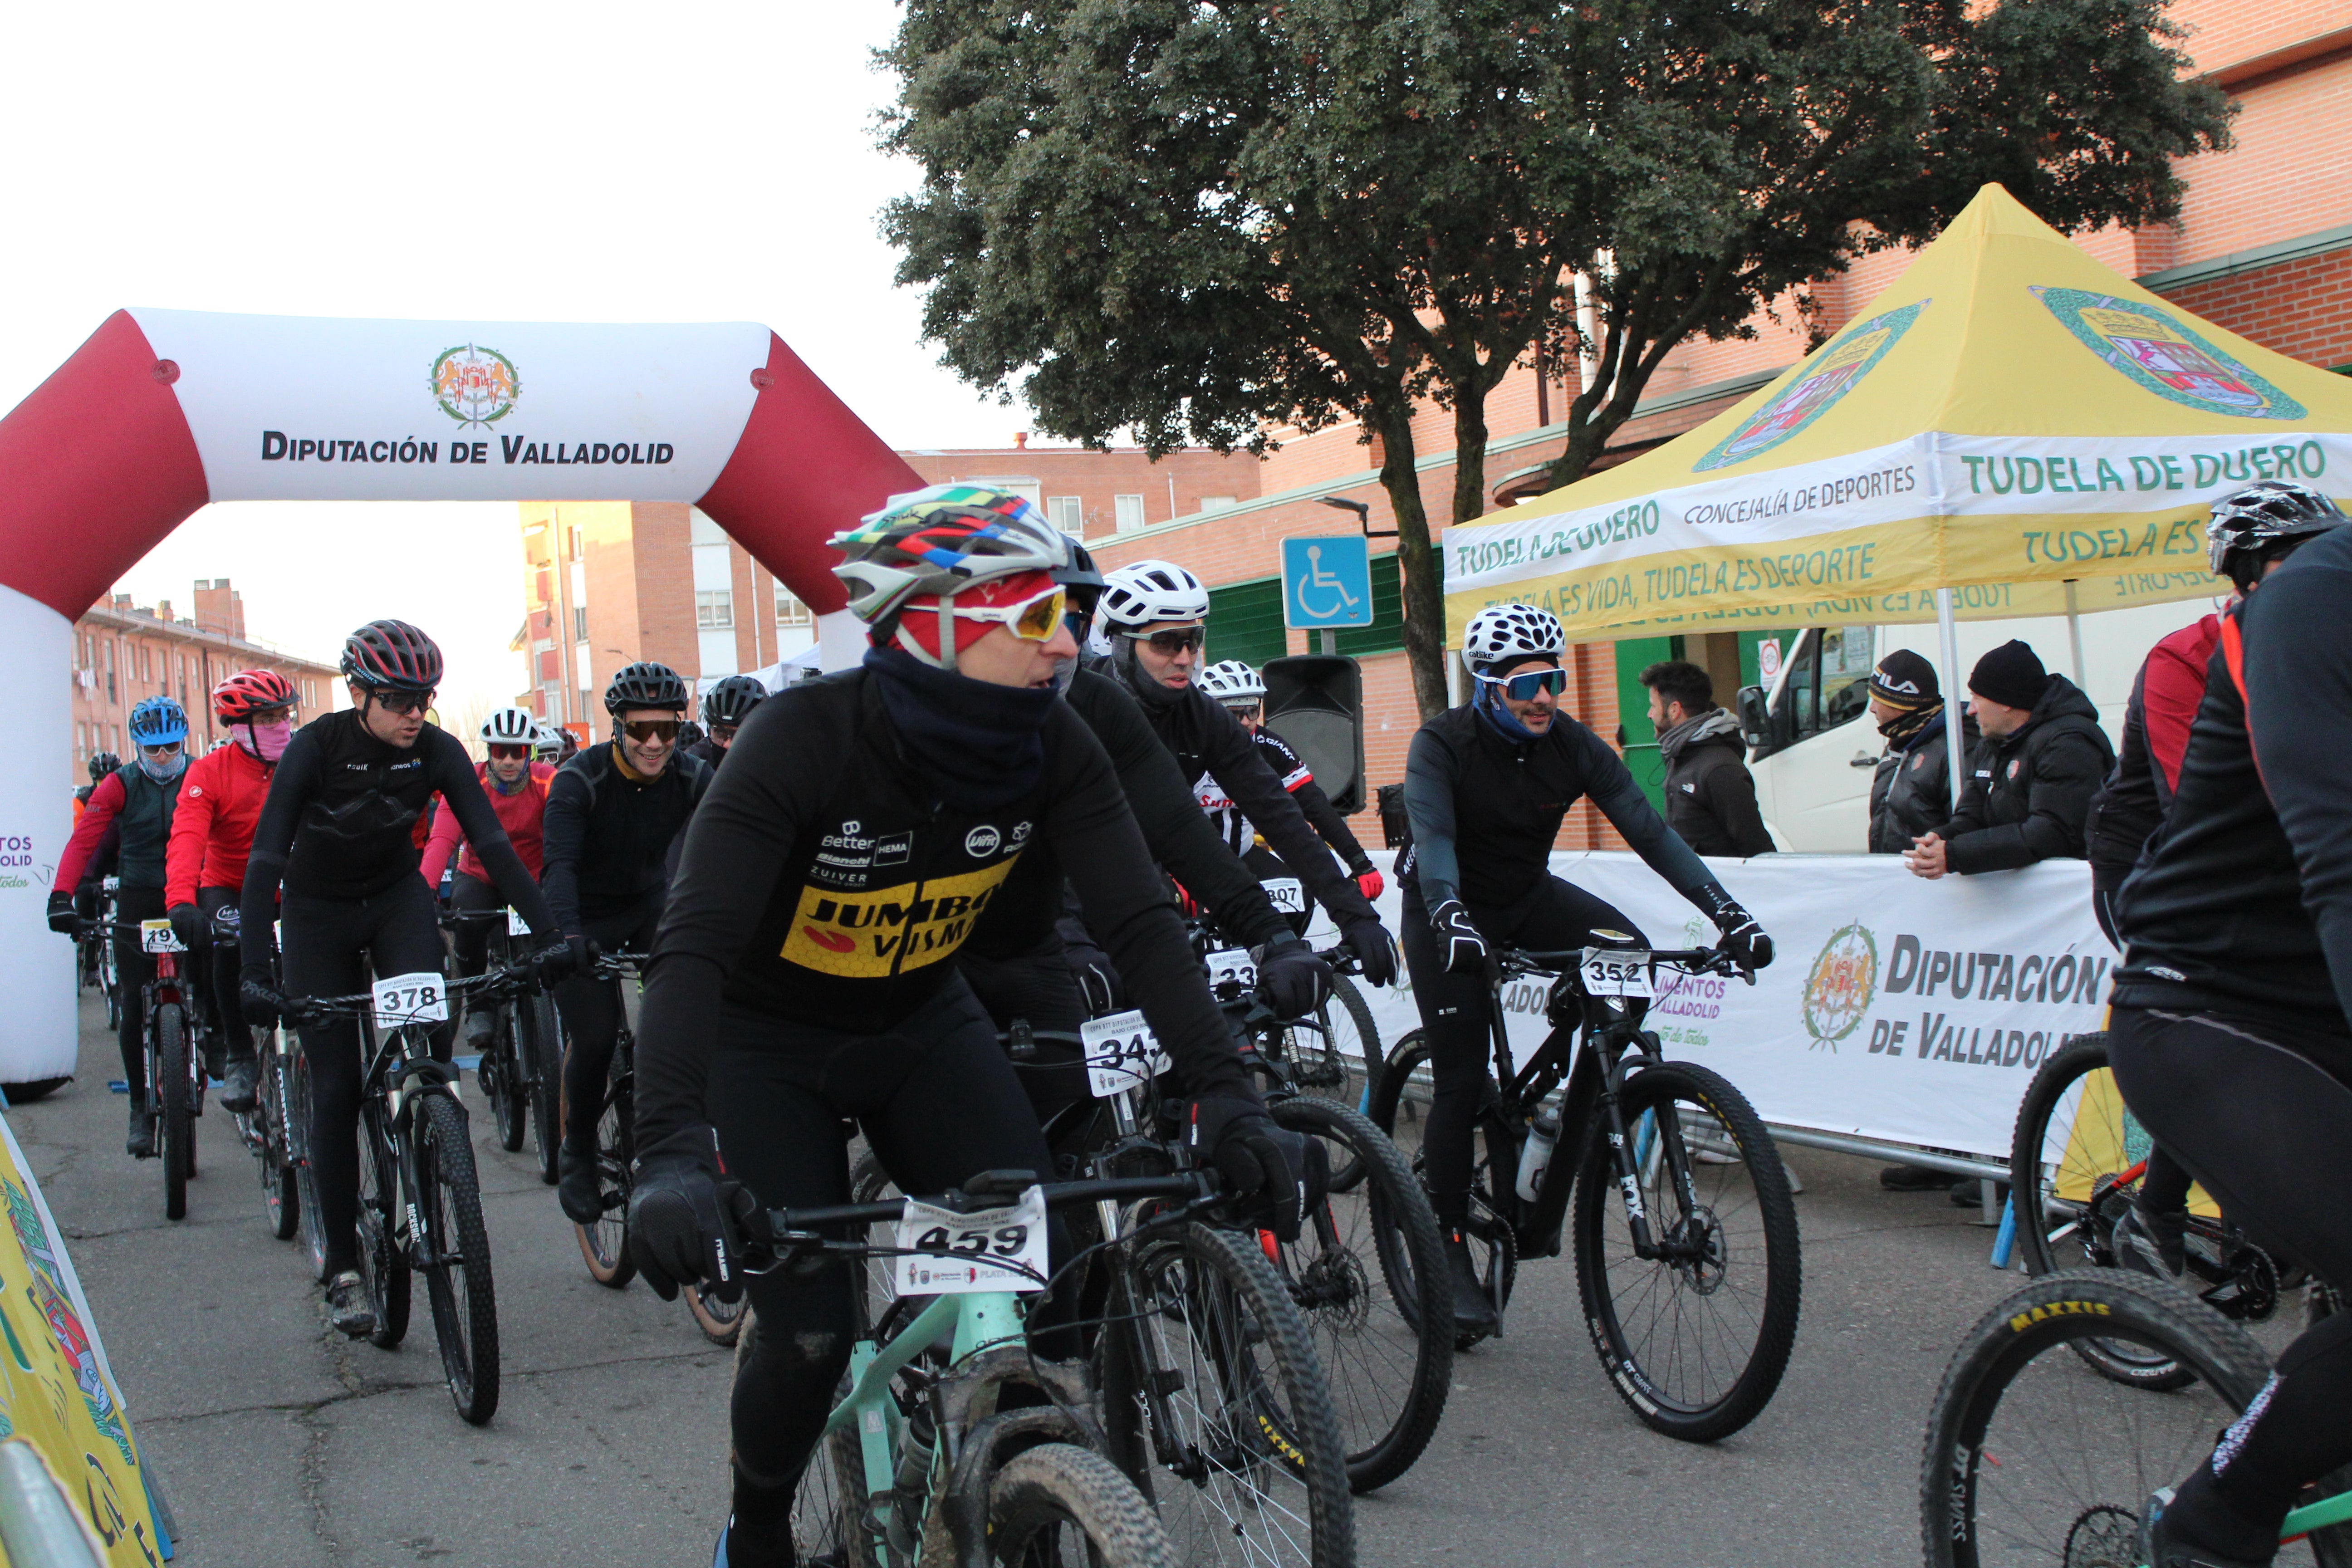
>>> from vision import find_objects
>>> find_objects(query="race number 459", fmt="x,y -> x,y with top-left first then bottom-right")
892,1186 -> 1049,1296
372,972 -> 450,1028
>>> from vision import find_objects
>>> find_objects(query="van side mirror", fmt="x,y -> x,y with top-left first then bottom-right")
1736,684 -> 1770,749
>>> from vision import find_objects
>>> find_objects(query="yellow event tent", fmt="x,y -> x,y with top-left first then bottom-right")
1442,182 -> 2352,643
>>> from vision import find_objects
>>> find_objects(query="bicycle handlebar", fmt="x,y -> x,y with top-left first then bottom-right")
1497,943 -> 1753,984
282,965 -> 538,1025
740,1171 -> 1221,1270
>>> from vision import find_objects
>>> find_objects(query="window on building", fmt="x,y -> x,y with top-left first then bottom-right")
573,606 -> 588,642
1203,576 -> 1288,667
1048,496 -> 1083,534
578,688 -> 593,721
696,589 -> 735,630
1114,494 -> 1146,532
1202,495 -> 1236,513
775,588 -> 811,629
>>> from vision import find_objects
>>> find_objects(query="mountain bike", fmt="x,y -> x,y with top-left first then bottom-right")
1369,938 -> 1802,1441
1190,902 -> 1385,1120
2006,1032 -> 2334,1389
217,907 -> 304,1246
78,878 -> 119,1030
440,905 -> 562,1177
762,1169 -> 1274,1566
284,965 -> 534,1425
102,919 -> 205,1220
1920,1269 -> 2352,1567
567,950 -> 643,1289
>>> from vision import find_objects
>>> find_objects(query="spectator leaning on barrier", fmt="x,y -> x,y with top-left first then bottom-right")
1867,650 -> 1979,855
1905,639 -> 2114,882
1640,660 -> 1773,857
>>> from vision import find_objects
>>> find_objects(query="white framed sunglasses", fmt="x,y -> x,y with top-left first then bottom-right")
1476,666 -> 1567,701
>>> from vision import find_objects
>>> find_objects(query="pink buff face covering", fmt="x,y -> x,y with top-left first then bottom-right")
241,719 -> 294,762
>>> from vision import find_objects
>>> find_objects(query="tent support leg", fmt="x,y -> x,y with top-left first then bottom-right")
1937,587 -> 1966,812
2063,578 -> 2086,685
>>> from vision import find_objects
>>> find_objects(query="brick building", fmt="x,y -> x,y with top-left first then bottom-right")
71,579 -> 340,784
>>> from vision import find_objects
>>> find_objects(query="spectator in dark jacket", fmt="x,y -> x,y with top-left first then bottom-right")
1906,640 -> 2114,880
1867,650 -> 1979,854
1641,661 -> 1773,857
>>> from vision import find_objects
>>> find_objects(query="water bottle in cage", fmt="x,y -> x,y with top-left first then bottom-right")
1515,1107 -> 1561,1201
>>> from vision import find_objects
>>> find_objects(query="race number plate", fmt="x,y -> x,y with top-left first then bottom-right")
1205,947 -> 1257,995
138,919 -> 185,955
1580,950 -> 1655,998
1263,878 -> 1306,914
892,1185 -> 1049,1296
1081,1009 -> 1168,1098
372,972 -> 451,1028
506,908 -> 531,936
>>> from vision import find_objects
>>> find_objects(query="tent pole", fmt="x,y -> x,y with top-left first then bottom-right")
1937,588 -> 1966,813
2063,578 -> 2086,685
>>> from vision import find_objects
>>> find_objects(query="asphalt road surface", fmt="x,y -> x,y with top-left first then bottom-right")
20,990 -> 2063,1567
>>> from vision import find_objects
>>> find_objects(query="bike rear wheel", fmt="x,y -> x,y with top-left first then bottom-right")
158,1003 -> 191,1221
1101,1221 -> 1355,1568
483,1000 -> 527,1154
290,1041 -> 329,1281
989,1442 -> 1177,1567
782,1348 -> 879,1567
1921,1269 -> 2352,1568
1266,1096 -> 1450,1494
258,1036 -> 299,1240
1570,1060 -> 1801,1441
355,1099 -> 411,1349
417,1094 -> 500,1424
519,988 -> 563,1185
686,1283 -> 746,1347
574,1046 -> 635,1288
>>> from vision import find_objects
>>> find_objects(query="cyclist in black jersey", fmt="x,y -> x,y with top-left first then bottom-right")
625,485 -> 1308,1568
544,660 -> 712,1223
686,674 -> 766,769
1399,603 -> 1774,1334
1197,657 -> 1384,924
236,620 -> 570,1338
1092,559 -> 1399,985
2104,485 -> 2352,1568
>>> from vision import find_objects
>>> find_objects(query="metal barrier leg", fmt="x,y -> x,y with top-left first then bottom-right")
1989,1193 -> 2018,1270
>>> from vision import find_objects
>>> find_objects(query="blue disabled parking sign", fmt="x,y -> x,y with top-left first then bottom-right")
1281,535 -> 1374,630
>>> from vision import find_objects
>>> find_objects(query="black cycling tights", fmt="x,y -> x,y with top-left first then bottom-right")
710,976 -> 1068,1563
281,879 -> 450,1275
110,887 -> 166,1097
1401,876 -> 1642,1231
2110,1005 -> 2352,1557
554,895 -> 661,1151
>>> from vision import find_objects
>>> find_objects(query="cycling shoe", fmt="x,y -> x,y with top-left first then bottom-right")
558,1142 -> 603,1225
2138,1484 -> 2275,1568
125,1104 -> 155,1159
325,1271 -> 377,1339
219,1054 -> 260,1113
1445,1230 -> 1498,1337
2114,1204 -> 2188,1280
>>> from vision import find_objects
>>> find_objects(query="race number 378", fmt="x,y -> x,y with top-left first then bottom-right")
372,972 -> 450,1028
891,1186 -> 1049,1296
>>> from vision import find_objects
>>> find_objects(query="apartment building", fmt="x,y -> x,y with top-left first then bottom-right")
71,579 -> 340,784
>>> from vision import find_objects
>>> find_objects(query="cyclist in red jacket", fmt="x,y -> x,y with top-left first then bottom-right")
420,707 -> 555,1054
165,671 -> 300,1112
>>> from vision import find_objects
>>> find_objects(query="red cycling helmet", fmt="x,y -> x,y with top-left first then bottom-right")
340,619 -> 443,692
214,668 -> 297,722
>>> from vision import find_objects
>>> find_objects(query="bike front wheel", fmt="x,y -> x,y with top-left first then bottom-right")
158,1003 -> 192,1221
290,1039 -> 330,1282
484,1001 -> 527,1154
1570,1059 -> 1801,1441
1921,1269 -> 2352,1568
258,1039 -> 299,1241
416,1095 -> 500,1425
519,988 -> 563,1186
574,1048 -> 634,1288
989,1443 -> 1176,1567
355,1100 -> 412,1349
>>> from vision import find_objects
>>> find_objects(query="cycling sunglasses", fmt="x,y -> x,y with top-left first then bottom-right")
138,740 -> 183,757
622,719 -> 681,742
1476,666 -> 1568,702
370,688 -> 435,715
708,724 -> 738,742
1124,625 -> 1206,655
951,582 -> 1068,642
486,743 -> 530,760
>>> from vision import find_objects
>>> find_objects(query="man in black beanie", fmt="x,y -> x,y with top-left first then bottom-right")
1906,639 -> 2114,880
1867,649 -> 1978,855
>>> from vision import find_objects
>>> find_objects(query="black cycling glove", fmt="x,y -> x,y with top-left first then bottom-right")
1254,932 -> 1332,1021
45,892 -> 79,937
627,1126 -> 758,1303
1183,1093 -> 1317,1244
239,966 -> 286,1029
1696,886 -> 1773,972
1430,899 -> 1487,974
534,938 -> 583,987
1338,915 -> 1399,988
167,902 -> 205,952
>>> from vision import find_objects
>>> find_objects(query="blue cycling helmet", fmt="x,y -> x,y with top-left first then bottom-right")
127,696 -> 189,748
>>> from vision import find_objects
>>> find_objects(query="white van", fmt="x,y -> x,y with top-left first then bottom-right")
1737,599 -> 2222,852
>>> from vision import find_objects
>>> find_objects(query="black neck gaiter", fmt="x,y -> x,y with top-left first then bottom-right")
866,645 -> 1056,811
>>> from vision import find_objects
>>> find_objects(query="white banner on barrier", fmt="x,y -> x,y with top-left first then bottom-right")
1320,850 -> 2107,1163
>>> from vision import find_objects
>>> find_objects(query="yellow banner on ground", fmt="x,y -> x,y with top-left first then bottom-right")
0,1116 -> 162,1566
1443,184 -> 2352,640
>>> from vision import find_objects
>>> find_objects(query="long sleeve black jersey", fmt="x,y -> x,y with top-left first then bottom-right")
635,671 -> 1256,1154
1399,703 -> 1720,914
539,744 -> 712,933
2112,526 -> 2352,1042
238,710 -> 558,969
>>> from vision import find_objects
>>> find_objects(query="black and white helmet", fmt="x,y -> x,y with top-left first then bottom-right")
480,706 -> 537,745
1461,603 -> 1565,673
1197,660 -> 1264,705
2206,480 -> 2347,587
1098,560 -> 1210,628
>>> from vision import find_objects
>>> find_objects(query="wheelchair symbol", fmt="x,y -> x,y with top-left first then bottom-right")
1294,544 -> 1362,621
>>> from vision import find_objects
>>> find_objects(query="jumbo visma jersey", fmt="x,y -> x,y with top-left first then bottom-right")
781,813 -> 1033,979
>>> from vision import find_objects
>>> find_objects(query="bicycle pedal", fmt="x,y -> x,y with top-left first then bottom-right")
1147,1368 -> 1186,1399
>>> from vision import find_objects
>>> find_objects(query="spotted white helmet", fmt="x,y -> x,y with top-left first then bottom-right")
1098,560 -> 1210,628
1461,603 -> 1565,673
1197,660 -> 1264,705
480,706 -> 537,745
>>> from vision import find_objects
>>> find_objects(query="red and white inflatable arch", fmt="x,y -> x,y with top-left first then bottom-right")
0,308 -> 922,1082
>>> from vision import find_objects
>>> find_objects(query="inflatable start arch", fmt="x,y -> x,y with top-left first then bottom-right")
0,308 -> 923,1081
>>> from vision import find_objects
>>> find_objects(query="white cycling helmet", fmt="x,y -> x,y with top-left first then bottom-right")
532,721 -> 564,760
1197,659 -> 1265,705
1098,560 -> 1210,628
480,706 -> 538,745
1461,603 -> 1565,673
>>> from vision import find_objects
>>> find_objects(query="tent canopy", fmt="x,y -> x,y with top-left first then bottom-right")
1444,183 -> 2352,641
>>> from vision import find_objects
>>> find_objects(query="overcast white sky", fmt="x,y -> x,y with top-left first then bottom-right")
0,1 -> 1040,713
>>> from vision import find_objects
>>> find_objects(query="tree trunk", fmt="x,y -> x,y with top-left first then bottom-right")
1365,401 -> 1452,720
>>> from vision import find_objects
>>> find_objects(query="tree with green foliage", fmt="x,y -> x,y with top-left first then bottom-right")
881,0 -> 2230,717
